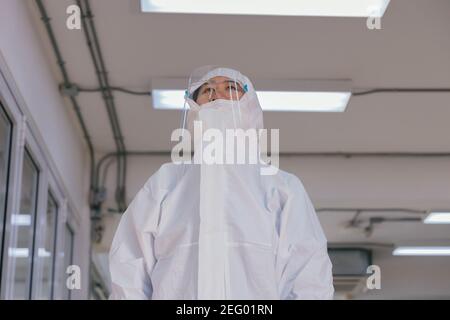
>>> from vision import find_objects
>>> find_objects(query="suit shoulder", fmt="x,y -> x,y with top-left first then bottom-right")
143,162 -> 182,192
263,167 -> 306,191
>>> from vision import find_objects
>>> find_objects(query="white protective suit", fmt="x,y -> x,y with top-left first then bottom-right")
109,67 -> 334,300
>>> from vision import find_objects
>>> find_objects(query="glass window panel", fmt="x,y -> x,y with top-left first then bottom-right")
10,150 -> 39,299
34,193 -> 58,299
0,104 -> 12,270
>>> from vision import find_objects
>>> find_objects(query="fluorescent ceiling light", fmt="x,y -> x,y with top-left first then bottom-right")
153,90 -> 185,110
152,90 -> 351,112
141,0 -> 390,17
257,91 -> 350,112
424,212 -> 450,224
393,246 -> 450,256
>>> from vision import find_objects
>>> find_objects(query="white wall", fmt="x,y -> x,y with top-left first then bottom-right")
0,0 -> 90,299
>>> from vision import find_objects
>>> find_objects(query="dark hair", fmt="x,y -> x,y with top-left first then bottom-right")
192,87 -> 200,103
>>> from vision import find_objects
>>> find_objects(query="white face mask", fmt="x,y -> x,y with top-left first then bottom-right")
189,96 -> 263,167
187,94 -> 261,132
195,99 -> 241,131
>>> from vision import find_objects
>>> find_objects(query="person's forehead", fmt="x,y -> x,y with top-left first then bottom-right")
207,76 -> 233,83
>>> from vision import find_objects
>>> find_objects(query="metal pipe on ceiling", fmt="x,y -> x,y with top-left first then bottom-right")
96,151 -> 450,213
77,85 -> 151,96
34,0 -> 100,301
353,88 -> 450,96
72,85 -> 450,97
98,150 -> 450,162
316,208 -> 427,214
34,0 -> 96,199
76,0 -> 127,213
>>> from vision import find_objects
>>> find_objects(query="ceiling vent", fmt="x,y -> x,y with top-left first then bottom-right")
328,248 -> 372,299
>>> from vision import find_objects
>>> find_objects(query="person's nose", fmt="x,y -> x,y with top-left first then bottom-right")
213,88 -> 229,100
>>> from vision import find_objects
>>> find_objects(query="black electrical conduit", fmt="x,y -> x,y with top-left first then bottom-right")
78,0 -> 126,211
316,208 -> 426,214
96,151 -> 450,213
70,86 -> 450,97
76,0 -> 127,212
76,85 -> 151,96
318,208 -> 425,224
34,0 -> 101,300
353,88 -> 450,96
317,208 -> 425,237
34,0 -> 96,201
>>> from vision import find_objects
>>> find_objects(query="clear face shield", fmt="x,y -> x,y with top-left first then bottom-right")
192,77 -> 245,105
174,65 -> 275,174
180,65 -> 248,134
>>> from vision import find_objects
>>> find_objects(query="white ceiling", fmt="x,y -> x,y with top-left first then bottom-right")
28,0 -> 450,153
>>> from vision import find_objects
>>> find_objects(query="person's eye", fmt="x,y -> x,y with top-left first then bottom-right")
201,87 -> 212,95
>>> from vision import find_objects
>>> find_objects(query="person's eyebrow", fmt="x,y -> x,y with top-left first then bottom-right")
198,83 -> 211,94
223,79 -> 243,89
197,80 -> 243,95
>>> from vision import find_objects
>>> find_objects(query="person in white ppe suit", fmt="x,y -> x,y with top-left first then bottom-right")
108,66 -> 334,300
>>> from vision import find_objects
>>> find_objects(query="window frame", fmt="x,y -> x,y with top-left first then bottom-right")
30,185 -> 62,300
62,222 -> 75,300
0,92 -> 27,299
2,126 -> 46,299
0,55 -> 81,300
0,101 -> 14,285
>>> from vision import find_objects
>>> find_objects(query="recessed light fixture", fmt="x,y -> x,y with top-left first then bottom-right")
257,91 -> 351,112
141,0 -> 391,18
423,212 -> 450,224
393,246 -> 450,256
152,90 -> 184,110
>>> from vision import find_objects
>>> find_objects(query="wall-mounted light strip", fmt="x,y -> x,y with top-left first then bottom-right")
393,247 -> 450,256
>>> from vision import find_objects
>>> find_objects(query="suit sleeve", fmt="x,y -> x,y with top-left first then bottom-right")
108,184 -> 160,300
276,176 -> 334,300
